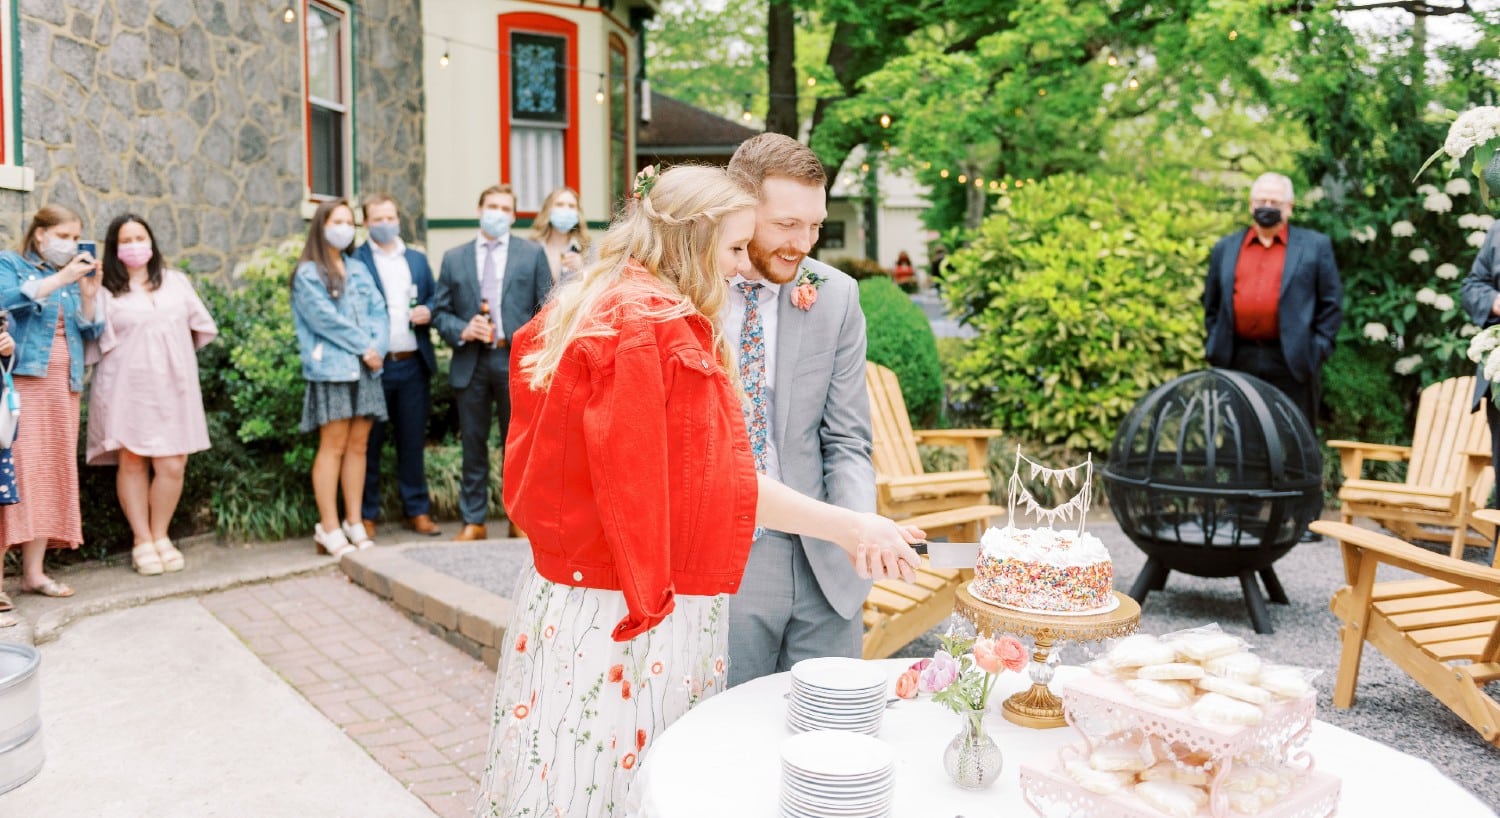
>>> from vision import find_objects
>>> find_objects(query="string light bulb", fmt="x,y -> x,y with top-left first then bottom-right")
741,93 -> 753,122
439,41 -> 450,68
939,169 -> 949,178
1228,29 -> 1238,40
1107,54 -> 1118,66
282,5 -> 296,23
806,77 -> 816,87
596,74 -> 606,104
860,163 -> 869,172
1127,73 -> 1140,90
879,113 -> 891,128
1038,88 -> 1047,97
957,174 -> 967,184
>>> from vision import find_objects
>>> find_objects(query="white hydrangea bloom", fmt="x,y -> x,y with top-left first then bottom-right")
1459,213 -> 1482,229
1304,187 -> 1325,203
1470,230 -> 1489,248
1418,184 -> 1440,196
1462,324 -> 1480,338
1436,263 -> 1461,280
1363,322 -> 1390,342
1466,328 -> 1499,361
1395,355 -> 1424,376
1480,215 -> 1496,231
1423,192 -> 1454,213
1487,346 -> 1500,381
1416,287 -> 1438,304
1351,226 -> 1377,243
1442,106 -> 1500,159
1446,177 -> 1472,196
1391,220 -> 1416,237
1409,248 -> 1430,264
1434,293 -> 1455,311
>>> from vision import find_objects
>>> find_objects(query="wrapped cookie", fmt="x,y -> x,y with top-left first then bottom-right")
1126,678 -> 1197,709
1198,675 -> 1275,705
1203,651 -> 1262,683
1134,780 -> 1209,817
1257,664 -> 1316,699
1138,662 -> 1206,681
1108,634 -> 1179,668
1089,742 -> 1152,773
1064,759 -> 1134,795
1191,691 -> 1263,726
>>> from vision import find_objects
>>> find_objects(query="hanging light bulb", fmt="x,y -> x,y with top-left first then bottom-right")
596,74 -> 606,104
860,163 -> 869,173
283,5 -> 296,23
741,93 -> 753,122
957,174 -> 967,184
1038,88 -> 1047,97
439,41 -> 450,68
1228,29 -> 1238,40
879,113 -> 891,128
939,169 -> 949,178
1015,180 -> 1024,188
1107,54 -> 1118,66
806,77 -> 816,87
1127,73 -> 1140,90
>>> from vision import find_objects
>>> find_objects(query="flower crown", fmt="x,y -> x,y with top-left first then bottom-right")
632,164 -> 660,199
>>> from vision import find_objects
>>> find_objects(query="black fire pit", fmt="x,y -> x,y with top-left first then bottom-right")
1102,369 -> 1324,634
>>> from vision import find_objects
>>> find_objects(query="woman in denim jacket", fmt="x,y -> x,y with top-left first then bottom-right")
291,199 -> 388,557
0,205 -> 105,604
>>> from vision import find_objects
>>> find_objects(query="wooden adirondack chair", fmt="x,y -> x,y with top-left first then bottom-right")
865,362 -> 1003,522
1328,376 -> 1495,559
1313,520 -> 1500,747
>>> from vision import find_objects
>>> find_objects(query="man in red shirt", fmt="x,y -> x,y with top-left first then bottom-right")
1204,172 -> 1343,430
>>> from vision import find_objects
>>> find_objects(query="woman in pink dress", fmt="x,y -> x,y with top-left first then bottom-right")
86,214 -> 217,575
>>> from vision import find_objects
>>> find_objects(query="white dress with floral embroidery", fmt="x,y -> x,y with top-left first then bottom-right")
475,566 -> 729,818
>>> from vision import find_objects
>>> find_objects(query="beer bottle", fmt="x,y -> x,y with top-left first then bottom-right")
407,284 -> 419,330
479,298 -> 495,346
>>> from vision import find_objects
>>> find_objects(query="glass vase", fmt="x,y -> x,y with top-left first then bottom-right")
942,705 -> 1003,790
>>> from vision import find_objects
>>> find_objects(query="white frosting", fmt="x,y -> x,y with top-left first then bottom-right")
980,524 -> 1111,566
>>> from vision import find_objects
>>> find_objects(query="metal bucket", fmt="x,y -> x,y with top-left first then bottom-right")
0,642 -> 42,794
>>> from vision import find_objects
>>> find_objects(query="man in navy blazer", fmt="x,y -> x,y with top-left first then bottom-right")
432,184 -> 553,541
353,193 -> 442,539
1203,172 -> 1343,430
1460,222 -> 1500,488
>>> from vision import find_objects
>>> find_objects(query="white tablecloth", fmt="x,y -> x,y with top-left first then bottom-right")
634,659 -> 1497,817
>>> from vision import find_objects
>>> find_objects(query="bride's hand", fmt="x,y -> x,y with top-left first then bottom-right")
843,514 -> 924,582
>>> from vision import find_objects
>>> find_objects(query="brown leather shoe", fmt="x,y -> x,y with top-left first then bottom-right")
360,519 -> 377,540
405,514 -> 442,536
454,523 -> 488,541
507,521 -> 526,539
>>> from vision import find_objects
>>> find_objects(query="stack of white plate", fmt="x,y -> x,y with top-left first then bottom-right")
786,657 -> 888,735
780,729 -> 896,818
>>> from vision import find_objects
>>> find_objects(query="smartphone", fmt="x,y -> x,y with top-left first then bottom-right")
77,241 -> 97,276
567,240 -> 581,255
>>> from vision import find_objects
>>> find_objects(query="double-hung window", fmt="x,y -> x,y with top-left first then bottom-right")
305,1 -> 352,199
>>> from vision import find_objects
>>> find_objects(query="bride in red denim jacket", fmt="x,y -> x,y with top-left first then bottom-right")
476,166 -> 924,818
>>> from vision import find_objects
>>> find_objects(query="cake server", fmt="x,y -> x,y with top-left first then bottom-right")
912,541 -> 980,569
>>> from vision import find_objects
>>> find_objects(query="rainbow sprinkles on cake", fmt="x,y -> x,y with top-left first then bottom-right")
971,449 -> 1114,614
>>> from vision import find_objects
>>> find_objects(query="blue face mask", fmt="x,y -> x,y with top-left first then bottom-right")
479,208 -> 513,238
548,209 -> 580,232
368,222 -> 400,245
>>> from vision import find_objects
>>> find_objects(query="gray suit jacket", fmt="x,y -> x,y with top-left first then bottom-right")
432,234 -> 553,389
1461,222 -> 1500,410
764,258 -> 876,618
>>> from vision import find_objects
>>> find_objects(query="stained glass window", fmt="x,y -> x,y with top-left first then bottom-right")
511,33 -> 567,124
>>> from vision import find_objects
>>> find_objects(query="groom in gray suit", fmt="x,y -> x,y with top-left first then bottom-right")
432,184 -> 553,541
725,134 -> 878,686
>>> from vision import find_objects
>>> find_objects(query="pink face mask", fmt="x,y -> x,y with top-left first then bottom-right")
117,242 -> 153,268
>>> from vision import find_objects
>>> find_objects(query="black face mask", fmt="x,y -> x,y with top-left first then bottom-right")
1252,206 -> 1283,228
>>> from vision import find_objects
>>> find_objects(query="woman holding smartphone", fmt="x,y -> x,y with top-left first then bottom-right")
531,186 -> 591,283
87,214 -> 218,575
0,205 -> 104,605
291,199 -> 388,557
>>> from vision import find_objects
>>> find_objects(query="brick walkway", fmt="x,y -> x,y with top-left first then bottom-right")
201,573 -> 496,818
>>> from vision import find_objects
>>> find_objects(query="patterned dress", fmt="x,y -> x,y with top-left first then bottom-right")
475,567 -> 729,818
0,314 -> 82,547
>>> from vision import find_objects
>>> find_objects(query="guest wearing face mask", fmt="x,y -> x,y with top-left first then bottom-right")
351,193 -> 441,540
531,186 -> 592,284
0,205 -> 105,603
86,214 -> 218,575
432,184 -> 553,541
291,199 -> 389,558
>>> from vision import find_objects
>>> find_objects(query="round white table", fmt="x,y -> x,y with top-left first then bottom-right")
633,659 -> 1497,817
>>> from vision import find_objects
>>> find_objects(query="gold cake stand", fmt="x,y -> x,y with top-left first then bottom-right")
954,587 -> 1140,729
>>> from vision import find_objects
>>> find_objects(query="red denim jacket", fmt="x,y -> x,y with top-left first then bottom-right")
504,292 -> 758,641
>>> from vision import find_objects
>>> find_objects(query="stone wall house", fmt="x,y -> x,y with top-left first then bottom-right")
0,0 -> 424,275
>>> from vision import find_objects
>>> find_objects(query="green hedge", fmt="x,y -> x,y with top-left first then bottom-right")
940,172 -> 1236,451
859,276 -> 943,425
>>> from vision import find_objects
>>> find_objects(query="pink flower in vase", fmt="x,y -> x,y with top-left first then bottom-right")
919,650 -> 960,693
895,669 -> 921,699
995,636 -> 1030,673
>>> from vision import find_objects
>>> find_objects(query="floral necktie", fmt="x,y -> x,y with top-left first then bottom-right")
737,281 -> 769,473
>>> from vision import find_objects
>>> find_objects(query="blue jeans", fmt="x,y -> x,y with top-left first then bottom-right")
361,355 -> 432,520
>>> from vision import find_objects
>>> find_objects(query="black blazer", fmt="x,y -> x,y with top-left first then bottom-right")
351,241 -> 438,376
1203,225 -> 1344,384
432,234 -> 553,389
1460,223 -> 1500,410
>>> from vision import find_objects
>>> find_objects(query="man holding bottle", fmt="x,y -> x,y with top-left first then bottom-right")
353,193 -> 442,539
432,185 -> 553,540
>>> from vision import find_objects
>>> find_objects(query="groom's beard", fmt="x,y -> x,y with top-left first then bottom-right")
748,238 -> 804,285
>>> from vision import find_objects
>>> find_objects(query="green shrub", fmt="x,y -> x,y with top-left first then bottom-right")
941,172 -> 1237,451
859,276 -> 943,425
827,256 -> 890,282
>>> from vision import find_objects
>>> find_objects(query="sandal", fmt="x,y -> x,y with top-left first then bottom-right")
314,524 -> 355,558
0,590 -> 12,612
132,542 -> 164,576
21,578 -> 74,598
155,539 -> 185,573
0,611 -> 15,628
341,520 -> 375,550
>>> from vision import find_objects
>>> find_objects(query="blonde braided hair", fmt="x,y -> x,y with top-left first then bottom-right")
522,165 -> 757,390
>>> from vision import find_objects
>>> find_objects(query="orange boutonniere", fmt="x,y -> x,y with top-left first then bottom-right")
790,266 -> 826,311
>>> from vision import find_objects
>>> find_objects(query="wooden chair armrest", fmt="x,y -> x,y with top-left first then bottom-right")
1325,440 -> 1412,460
913,430 -> 1002,470
880,471 -> 990,490
1310,521 -> 1500,595
1338,479 -> 1459,500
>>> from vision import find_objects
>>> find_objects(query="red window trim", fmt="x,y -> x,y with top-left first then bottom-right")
302,0 -> 349,200
498,12 -> 580,220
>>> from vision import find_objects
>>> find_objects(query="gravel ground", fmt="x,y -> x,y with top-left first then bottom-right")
408,524 -> 1500,812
